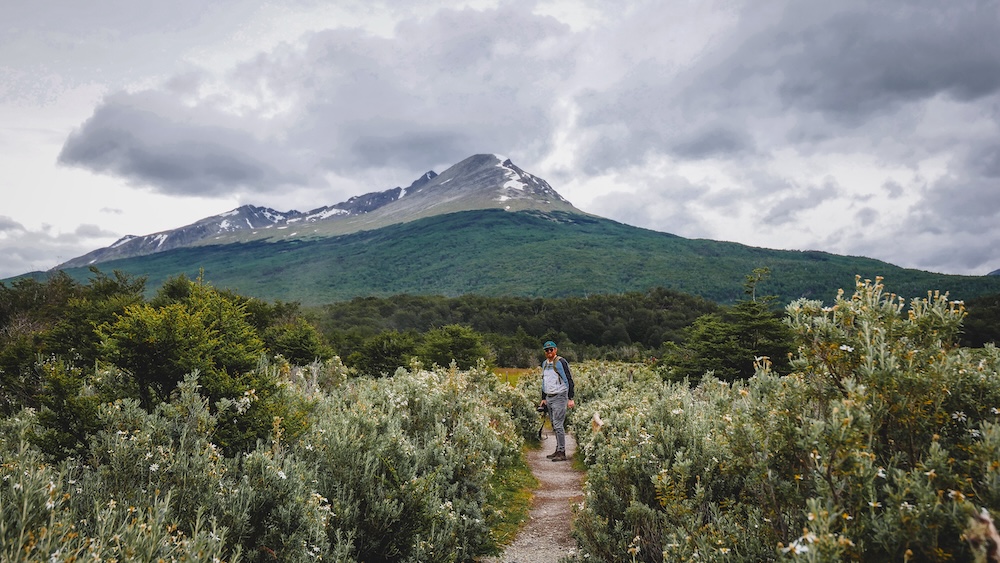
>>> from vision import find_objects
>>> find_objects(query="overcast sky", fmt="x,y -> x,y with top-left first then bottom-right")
3,0 -> 999,282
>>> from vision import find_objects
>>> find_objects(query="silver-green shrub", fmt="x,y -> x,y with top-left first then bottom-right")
294,363 -> 523,562
572,277 -> 1000,562
1,409 -> 235,562
2,360 -> 526,562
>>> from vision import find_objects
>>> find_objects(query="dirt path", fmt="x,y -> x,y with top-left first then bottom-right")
482,431 -> 585,563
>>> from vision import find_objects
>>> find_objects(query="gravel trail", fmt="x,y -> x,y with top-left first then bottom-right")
481,431 -> 585,563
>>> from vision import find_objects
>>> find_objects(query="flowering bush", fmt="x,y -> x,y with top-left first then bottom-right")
294,363 -> 524,561
1,362 -> 528,562
1,410 -> 233,562
572,277 -> 1000,561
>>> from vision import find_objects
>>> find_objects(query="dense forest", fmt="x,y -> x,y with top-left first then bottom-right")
312,287 -> 721,368
4,267 -> 999,404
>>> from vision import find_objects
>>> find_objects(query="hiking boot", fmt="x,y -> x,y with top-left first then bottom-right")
545,449 -> 559,459
551,451 -> 567,462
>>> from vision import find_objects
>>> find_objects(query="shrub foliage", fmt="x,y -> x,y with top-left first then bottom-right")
1,363 -> 530,562
5,271 -> 1000,561
572,277 -> 1000,561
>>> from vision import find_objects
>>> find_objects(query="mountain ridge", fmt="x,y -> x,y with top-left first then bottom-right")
36,208 -> 1000,307
27,153 -> 1000,306
56,154 -> 579,269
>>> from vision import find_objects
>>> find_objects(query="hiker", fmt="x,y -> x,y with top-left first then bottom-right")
539,340 -> 575,462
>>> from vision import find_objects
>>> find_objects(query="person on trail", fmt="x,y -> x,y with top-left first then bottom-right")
539,340 -> 574,462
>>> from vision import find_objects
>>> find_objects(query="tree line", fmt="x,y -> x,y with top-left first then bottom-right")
3,267 -> 999,420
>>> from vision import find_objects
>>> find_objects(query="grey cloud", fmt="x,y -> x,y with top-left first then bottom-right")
851,164 -> 1000,274
58,91 -> 302,196
910,232 -> 999,275
769,3 -> 1000,119
283,5 -> 575,173
0,216 -> 26,232
574,1 -> 1000,171
586,175 -> 714,237
882,180 -> 904,199
56,5 -> 575,195
966,142 -> 1000,179
670,127 -> 754,160
694,1 -> 1000,123
915,176 -> 1000,233
346,129 -> 473,172
1,1 -> 254,103
855,208 -> 879,228
0,226 -> 109,279
75,224 -> 118,238
761,181 -> 840,226
817,222 -> 960,277
913,141 -> 1000,231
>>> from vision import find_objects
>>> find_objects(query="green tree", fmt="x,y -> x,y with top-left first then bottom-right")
98,277 -> 266,409
483,326 -> 538,368
98,302 -> 216,409
0,269 -> 146,414
99,277 -> 302,454
665,269 -> 793,383
32,359 -> 103,459
961,291 -> 1000,347
263,317 -> 335,365
44,268 -> 147,366
418,324 -> 492,369
347,330 -> 417,377
181,280 -> 265,377
0,271 -> 87,413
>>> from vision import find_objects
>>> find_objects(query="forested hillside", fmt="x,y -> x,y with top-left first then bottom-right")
30,209 -> 1000,306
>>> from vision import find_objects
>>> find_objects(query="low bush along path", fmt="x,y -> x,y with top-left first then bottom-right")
484,431 -> 585,563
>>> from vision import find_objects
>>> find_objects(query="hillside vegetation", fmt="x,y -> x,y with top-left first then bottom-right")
3,271 -> 1000,561
570,278 -> 1000,561
33,209 -> 1000,306
314,287 -> 721,368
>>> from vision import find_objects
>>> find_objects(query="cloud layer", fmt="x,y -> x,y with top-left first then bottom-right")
3,0 -> 999,279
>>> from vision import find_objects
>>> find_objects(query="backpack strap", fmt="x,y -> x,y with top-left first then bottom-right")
554,356 -> 566,384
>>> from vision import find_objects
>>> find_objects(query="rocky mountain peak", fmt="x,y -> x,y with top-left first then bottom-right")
54,154 -> 582,270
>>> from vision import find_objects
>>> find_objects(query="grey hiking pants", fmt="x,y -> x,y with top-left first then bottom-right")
547,391 -> 568,452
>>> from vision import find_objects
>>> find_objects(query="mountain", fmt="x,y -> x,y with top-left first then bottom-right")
36,154 -> 1000,306
56,154 -> 576,269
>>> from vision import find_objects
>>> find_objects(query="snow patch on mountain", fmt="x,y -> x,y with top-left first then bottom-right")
110,235 -> 137,249
304,208 -> 349,221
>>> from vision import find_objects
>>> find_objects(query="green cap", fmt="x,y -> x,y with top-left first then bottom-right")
543,340 -> 557,350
